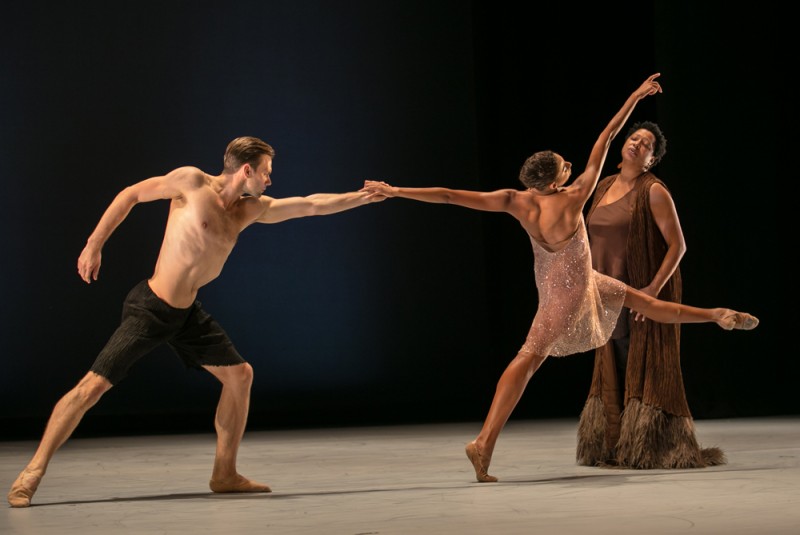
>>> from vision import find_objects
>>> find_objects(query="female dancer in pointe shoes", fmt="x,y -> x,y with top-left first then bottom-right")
361,73 -> 758,482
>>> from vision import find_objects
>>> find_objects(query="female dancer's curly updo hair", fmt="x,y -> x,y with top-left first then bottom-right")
518,150 -> 558,190
626,121 -> 667,168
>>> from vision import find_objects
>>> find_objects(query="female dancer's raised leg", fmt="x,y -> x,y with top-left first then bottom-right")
623,286 -> 759,330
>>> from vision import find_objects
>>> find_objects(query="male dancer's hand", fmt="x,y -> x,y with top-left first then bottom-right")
77,244 -> 102,283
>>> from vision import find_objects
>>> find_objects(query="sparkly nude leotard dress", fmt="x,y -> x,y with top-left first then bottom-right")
519,216 -> 627,357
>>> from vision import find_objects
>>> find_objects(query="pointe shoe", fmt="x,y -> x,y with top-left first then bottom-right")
465,442 -> 498,483
722,312 -> 759,331
7,469 -> 41,508
209,476 -> 271,493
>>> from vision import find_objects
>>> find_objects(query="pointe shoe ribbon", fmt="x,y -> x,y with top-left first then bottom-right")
7,469 -> 41,508
465,442 -> 498,483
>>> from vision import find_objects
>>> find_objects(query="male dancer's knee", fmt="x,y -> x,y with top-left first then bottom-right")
70,372 -> 113,409
232,362 -> 254,390
209,362 -> 254,391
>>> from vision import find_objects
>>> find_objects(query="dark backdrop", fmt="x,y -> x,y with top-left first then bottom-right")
0,1 -> 793,440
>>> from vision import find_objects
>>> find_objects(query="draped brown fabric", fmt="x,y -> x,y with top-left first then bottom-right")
576,173 -> 725,469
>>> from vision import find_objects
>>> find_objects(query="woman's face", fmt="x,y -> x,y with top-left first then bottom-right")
622,129 -> 656,170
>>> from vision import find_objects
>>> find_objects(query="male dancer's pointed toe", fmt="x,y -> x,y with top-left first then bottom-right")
7,469 -> 41,508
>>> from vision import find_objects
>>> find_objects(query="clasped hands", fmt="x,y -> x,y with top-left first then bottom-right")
361,180 -> 394,199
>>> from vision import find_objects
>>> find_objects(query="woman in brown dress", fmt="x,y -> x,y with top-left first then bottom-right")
577,122 -> 725,468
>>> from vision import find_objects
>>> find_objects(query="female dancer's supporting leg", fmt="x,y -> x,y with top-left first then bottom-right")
465,287 -> 758,483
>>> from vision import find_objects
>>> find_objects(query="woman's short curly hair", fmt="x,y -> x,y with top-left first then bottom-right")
626,121 -> 667,167
518,150 -> 558,190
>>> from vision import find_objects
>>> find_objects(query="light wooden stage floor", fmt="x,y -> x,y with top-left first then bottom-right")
2,416 -> 798,534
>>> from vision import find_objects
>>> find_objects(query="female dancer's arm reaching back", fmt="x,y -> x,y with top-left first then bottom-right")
363,74 -> 665,245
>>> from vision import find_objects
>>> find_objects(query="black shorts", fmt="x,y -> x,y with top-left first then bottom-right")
90,280 -> 245,385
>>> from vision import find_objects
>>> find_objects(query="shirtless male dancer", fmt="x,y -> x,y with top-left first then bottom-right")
363,73 -> 758,482
8,136 -> 385,507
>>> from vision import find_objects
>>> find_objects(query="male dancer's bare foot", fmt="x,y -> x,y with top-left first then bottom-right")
209,474 -> 271,493
7,468 -> 42,508
718,310 -> 759,331
465,441 -> 498,483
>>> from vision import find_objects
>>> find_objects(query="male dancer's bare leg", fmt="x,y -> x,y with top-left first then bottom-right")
204,363 -> 270,493
7,372 -> 112,507
466,350 -> 548,482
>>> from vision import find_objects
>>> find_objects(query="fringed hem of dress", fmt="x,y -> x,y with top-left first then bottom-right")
577,397 -> 726,469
